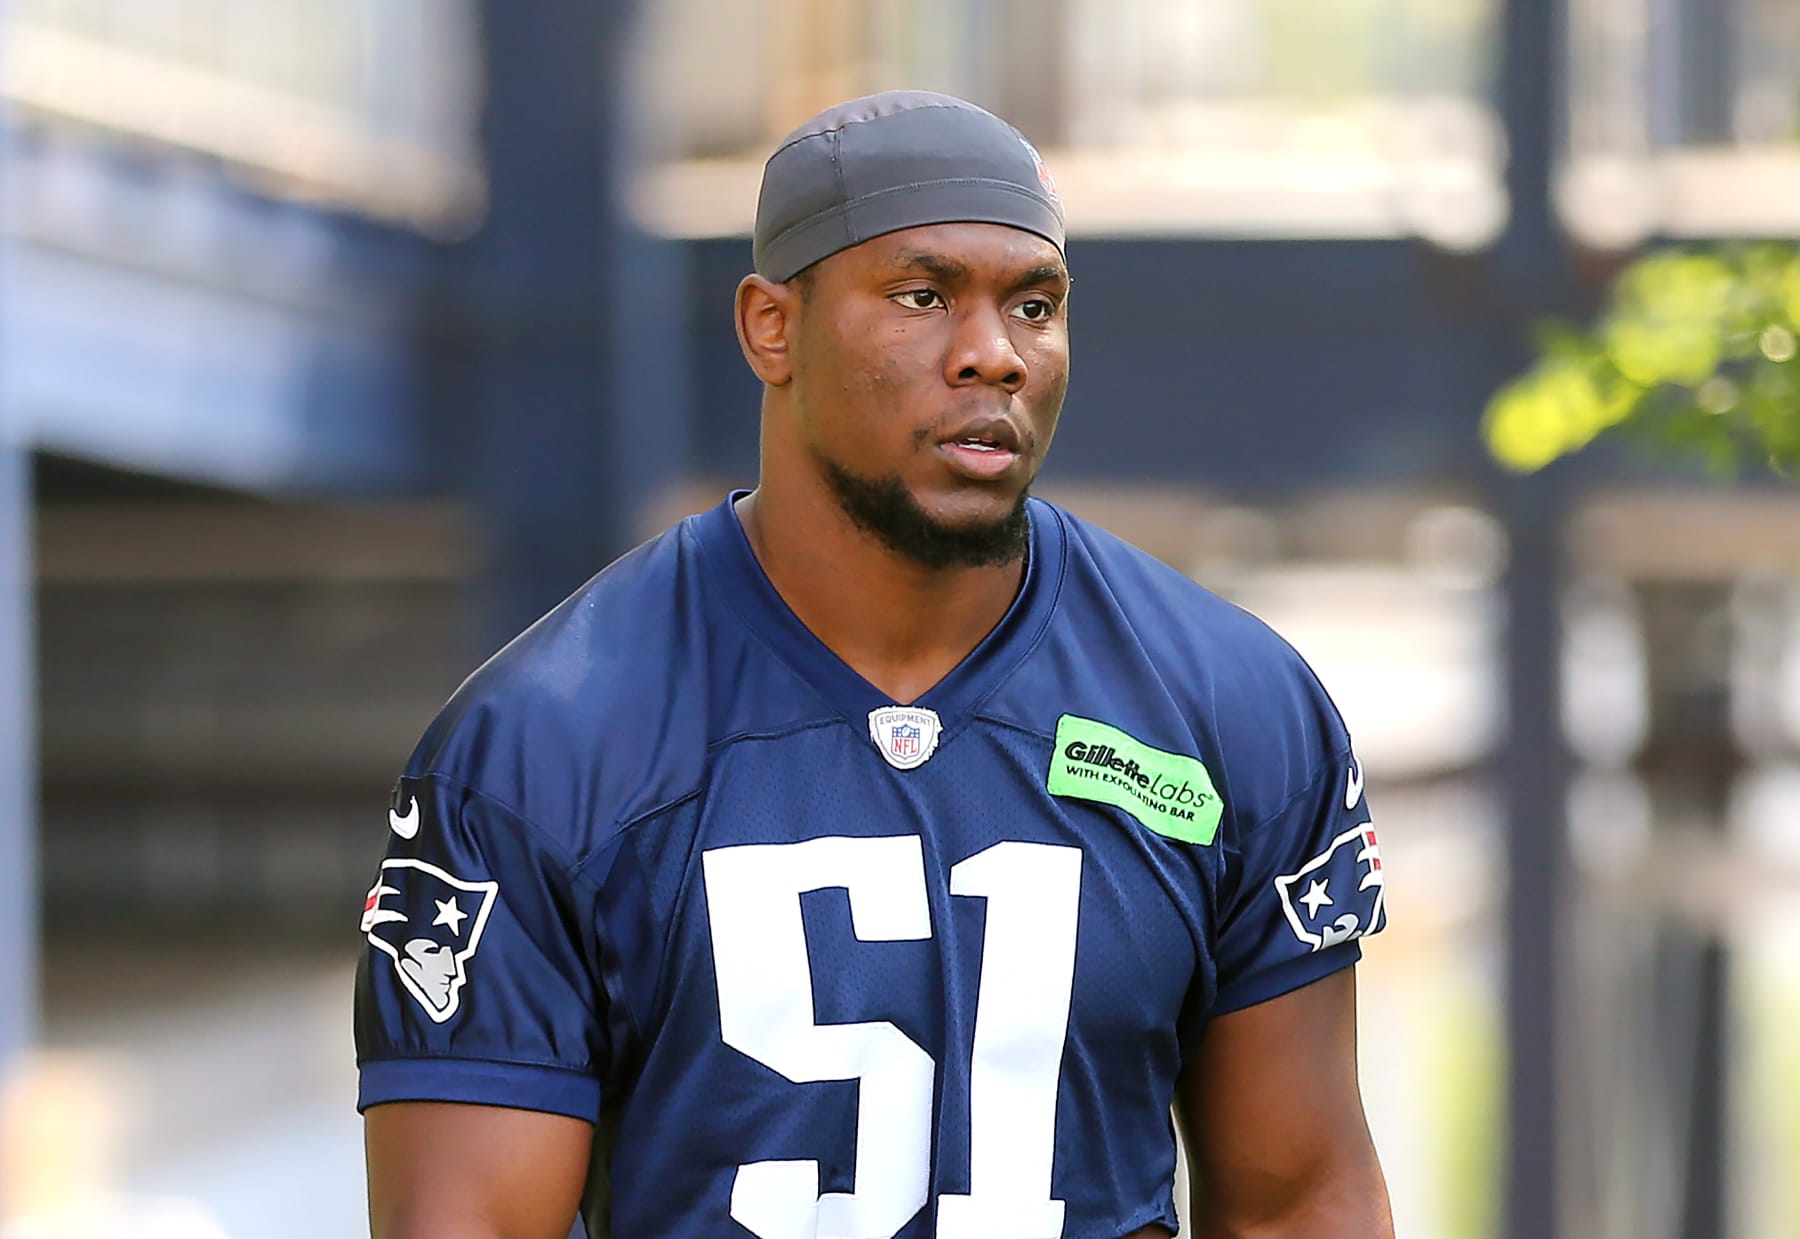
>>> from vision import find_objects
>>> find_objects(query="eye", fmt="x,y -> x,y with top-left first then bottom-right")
894,289 -> 944,311
1012,297 -> 1058,323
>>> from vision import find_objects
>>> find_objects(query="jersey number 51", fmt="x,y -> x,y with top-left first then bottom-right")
704,835 -> 1082,1239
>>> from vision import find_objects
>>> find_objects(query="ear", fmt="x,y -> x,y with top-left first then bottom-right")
735,275 -> 798,386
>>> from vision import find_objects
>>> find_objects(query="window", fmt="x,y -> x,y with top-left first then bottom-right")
631,0 -> 1506,246
1561,0 -> 1800,244
0,0 -> 485,234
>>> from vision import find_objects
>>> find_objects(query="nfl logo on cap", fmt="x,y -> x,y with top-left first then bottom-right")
868,705 -> 942,770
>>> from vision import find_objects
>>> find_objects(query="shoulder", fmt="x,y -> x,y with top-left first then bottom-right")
405,522 -> 712,856
1051,503 -> 1326,698
1036,503 -> 1352,813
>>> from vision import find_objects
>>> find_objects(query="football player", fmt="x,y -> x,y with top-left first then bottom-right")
358,91 -> 1392,1238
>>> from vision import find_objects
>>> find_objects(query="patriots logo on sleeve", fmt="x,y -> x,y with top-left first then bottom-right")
1273,817 -> 1386,952
361,859 -> 500,1022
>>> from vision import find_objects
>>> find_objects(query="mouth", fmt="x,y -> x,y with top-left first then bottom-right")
937,416 -> 1025,480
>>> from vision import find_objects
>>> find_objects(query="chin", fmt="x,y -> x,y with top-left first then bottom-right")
823,461 -> 1031,570
918,487 -> 1024,529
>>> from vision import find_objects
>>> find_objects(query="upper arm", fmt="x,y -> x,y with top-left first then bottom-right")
1180,668 -> 1391,1234
366,1102 -> 592,1239
356,775 -> 619,1234
356,774 -> 613,1113
1175,968 -> 1392,1238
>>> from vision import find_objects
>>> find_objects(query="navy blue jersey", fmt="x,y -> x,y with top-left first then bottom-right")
355,494 -> 1386,1239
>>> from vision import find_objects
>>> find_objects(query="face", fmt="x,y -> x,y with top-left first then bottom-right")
781,222 -> 1071,568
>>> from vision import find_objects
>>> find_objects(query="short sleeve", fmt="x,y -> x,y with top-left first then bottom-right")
1209,748 -> 1387,1017
354,773 -> 609,1122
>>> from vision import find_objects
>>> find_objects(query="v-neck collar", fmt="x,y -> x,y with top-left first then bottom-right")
692,489 -> 1066,738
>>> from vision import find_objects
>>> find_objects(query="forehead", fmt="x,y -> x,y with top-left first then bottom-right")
831,222 -> 1068,282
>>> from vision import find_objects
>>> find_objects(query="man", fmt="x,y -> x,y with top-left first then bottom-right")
357,91 -> 1393,1238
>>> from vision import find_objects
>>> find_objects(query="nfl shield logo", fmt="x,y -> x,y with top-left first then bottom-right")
868,705 -> 942,770
892,724 -> 921,759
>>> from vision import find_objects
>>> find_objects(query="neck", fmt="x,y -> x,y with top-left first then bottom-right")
735,484 -> 1026,705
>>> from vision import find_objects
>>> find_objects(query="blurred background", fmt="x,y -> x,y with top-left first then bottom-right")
1,2 -> 1798,1237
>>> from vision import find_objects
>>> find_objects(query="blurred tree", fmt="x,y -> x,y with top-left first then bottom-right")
1484,245 -> 1800,477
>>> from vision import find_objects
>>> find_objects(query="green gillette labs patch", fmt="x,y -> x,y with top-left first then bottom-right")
1046,715 -> 1223,845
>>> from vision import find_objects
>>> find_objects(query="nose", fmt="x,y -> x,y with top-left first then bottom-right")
945,302 -> 1026,393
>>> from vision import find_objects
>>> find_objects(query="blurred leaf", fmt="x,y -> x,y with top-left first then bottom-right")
1485,244 -> 1800,478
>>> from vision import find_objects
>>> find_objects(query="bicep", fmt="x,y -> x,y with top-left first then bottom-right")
1175,967 -> 1392,1238
366,1102 -> 593,1239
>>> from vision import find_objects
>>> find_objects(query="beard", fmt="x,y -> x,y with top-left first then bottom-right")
820,457 -> 1031,570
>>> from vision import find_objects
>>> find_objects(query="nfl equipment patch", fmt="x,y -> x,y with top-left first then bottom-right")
868,705 -> 942,770
362,858 -> 500,1022
1273,823 -> 1385,951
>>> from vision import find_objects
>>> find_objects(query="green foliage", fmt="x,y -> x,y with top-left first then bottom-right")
1484,245 -> 1800,477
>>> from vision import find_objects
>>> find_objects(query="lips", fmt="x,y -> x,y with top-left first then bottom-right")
938,415 -> 1024,481
943,415 -> 1022,455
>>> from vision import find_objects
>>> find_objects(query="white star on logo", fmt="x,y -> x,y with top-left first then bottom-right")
1299,878 -> 1333,916
432,896 -> 467,934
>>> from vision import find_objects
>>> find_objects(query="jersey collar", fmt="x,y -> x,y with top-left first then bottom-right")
692,490 -> 1066,738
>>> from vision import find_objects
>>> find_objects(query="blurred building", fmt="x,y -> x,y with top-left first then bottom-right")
2,2 -> 1799,1238
1,3 -> 484,1235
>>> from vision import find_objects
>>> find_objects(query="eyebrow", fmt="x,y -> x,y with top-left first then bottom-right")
1005,263 -> 1071,296
890,252 -> 1070,294
892,252 -> 971,282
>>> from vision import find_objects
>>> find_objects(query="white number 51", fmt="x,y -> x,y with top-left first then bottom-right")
704,835 -> 1082,1239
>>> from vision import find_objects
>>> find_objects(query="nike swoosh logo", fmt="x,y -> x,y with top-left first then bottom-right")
1345,759 -> 1365,812
389,795 -> 420,839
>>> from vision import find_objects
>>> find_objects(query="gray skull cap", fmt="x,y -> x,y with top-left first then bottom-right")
753,90 -> 1065,283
